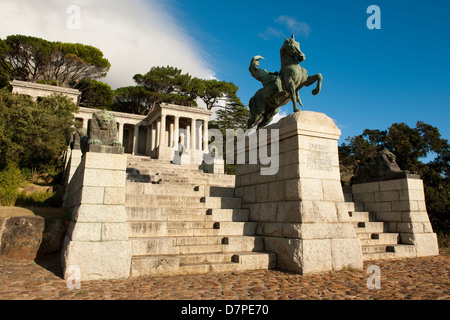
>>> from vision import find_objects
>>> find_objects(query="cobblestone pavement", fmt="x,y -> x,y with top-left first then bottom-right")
0,248 -> 449,301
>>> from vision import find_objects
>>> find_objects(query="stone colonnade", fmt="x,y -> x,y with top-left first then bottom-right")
74,104 -> 212,163
146,104 -> 212,163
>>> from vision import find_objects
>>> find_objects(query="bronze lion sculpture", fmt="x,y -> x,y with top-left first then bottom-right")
87,110 -> 122,147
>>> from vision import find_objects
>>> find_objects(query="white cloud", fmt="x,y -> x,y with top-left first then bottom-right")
276,15 -> 312,38
258,26 -> 284,41
268,111 -> 287,125
0,0 -> 215,89
259,15 -> 312,40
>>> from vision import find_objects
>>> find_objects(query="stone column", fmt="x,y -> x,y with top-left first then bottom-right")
190,118 -> 196,162
173,116 -> 180,148
118,123 -> 124,146
160,115 -> 166,149
132,125 -> 139,155
150,123 -> 156,154
202,119 -> 209,153
169,118 -> 174,148
235,111 -> 363,274
145,125 -> 151,155
156,119 -> 161,149
186,123 -> 191,150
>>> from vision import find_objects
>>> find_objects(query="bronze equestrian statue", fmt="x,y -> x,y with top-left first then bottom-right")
248,34 -> 323,129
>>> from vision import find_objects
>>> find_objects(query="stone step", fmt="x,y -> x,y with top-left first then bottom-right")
347,211 -> 372,222
130,235 -> 264,256
125,195 -> 204,208
126,195 -> 241,209
361,243 -> 417,256
126,207 -> 207,221
343,201 -> 365,213
178,262 -> 239,275
178,252 -> 234,264
127,175 -> 235,187
362,245 -> 391,254
126,183 -> 235,198
128,221 -> 217,237
126,164 -> 235,181
129,222 -> 258,237
173,236 -> 226,246
362,245 -> 417,261
359,233 -> 400,246
179,252 -> 276,275
354,221 -> 385,233
130,252 -> 276,277
209,186 -> 236,198
204,197 -> 242,209
126,182 -> 205,196
207,209 -> 249,222
222,236 -> 264,252
214,222 -> 258,236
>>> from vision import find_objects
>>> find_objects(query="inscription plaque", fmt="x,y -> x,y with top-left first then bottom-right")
307,143 -> 332,172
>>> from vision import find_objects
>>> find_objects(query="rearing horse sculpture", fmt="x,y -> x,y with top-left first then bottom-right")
248,34 -> 323,129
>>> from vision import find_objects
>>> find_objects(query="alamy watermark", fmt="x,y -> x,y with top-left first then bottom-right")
366,265 -> 381,290
183,128 -> 280,176
66,5 -> 81,30
367,5 -> 381,30
66,265 -> 81,290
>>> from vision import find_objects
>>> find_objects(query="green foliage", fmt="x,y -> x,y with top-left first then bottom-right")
15,190 -> 59,208
209,96 -> 250,175
189,78 -> 240,111
0,163 -> 25,206
339,122 -> 449,236
0,34 -> 110,86
112,86 -> 156,115
75,79 -> 114,110
0,88 -> 78,171
132,66 -> 194,111
113,66 -> 241,115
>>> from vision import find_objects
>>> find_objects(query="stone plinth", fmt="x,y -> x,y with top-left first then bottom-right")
352,178 -> 439,257
61,152 -> 131,281
235,111 -> 363,274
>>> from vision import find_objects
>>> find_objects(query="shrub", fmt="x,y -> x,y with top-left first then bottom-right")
15,190 -> 59,207
0,163 -> 25,206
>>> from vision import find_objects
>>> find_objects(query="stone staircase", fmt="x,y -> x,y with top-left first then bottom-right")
125,156 -> 276,277
343,187 -> 416,261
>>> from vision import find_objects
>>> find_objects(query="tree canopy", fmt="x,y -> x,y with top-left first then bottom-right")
74,79 -> 114,110
0,35 -> 111,87
209,95 -> 250,174
113,66 -> 240,115
0,88 -> 78,171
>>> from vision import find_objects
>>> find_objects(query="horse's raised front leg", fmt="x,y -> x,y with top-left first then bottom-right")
303,73 -> 323,96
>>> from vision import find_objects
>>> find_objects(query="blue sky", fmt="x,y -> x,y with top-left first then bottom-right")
166,0 -> 450,144
1,0 -> 449,146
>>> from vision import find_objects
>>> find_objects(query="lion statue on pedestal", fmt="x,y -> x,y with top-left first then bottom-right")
354,149 -> 409,183
87,110 -> 122,147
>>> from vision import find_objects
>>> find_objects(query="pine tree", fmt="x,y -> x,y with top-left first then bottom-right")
209,96 -> 249,174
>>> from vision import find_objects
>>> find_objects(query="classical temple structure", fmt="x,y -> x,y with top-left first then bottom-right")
74,104 -> 212,163
10,80 -> 213,163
